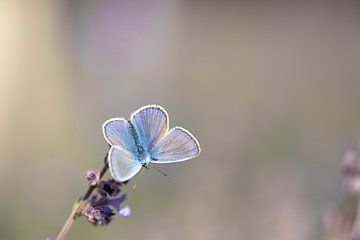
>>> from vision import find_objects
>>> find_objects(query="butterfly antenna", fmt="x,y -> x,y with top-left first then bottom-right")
152,165 -> 171,178
140,167 -> 145,176
132,168 -> 145,190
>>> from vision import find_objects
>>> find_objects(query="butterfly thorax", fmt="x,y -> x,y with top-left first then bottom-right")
128,120 -> 150,165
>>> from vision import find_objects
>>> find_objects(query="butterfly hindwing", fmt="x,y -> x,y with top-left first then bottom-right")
150,127 -> 201,163
130,105 -> 169,151
108,146 -> 142,182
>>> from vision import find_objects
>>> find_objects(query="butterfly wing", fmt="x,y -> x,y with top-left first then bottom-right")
102,118 -> 135,152
150,127 -> 201,163
108,146 -> 142,182
103,118 -> 141,182
130,105 -> 169,151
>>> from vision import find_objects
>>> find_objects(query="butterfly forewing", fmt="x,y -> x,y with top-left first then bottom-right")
130,105 -> 169,151
102,118 -> 135,153
150,127 -> 201,163
108,146 -> 142,182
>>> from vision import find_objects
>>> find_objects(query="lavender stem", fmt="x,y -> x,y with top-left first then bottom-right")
55,154 -> 109,240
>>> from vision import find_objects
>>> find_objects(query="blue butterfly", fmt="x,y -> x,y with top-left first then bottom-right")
103,105 -> 201,182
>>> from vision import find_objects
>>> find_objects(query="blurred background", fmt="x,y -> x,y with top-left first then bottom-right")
1,0 -> 360,239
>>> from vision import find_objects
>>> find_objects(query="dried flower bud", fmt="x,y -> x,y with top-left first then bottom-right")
83,204 -> 114,226
86,170 -> 100,186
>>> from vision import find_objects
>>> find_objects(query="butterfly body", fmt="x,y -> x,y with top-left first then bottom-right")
127,120 -> 149,165
103,105 -> 201,182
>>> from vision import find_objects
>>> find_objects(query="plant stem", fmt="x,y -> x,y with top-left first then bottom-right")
55,155 -> 109,240
55,202 -> 80,240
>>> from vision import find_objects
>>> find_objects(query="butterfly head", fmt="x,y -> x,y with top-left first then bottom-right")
142,162 -> 150,169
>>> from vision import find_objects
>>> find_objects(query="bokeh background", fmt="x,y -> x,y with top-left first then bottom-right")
1,0 -> 360,239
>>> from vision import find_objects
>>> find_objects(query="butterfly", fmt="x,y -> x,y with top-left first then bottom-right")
102,105 -> 201,182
